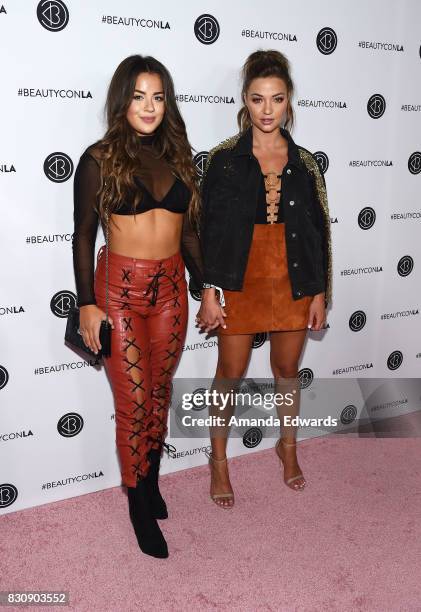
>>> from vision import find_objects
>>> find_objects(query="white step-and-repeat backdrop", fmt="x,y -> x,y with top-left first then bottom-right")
1,0 -> 420,514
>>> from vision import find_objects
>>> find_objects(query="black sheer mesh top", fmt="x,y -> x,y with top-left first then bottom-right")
72,133 -> 203,306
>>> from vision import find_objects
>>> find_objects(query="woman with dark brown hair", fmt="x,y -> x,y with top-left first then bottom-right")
72,55 -> 202,558
197,50 -> 332,508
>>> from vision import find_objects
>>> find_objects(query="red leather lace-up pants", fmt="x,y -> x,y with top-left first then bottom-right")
94,246 -> 188,488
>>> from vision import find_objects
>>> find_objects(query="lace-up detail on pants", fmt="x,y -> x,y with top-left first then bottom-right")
145,264 -> 179,307
94,247 -> 188,488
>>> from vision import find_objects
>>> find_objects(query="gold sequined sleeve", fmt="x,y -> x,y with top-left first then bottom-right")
299,149 -> 333,307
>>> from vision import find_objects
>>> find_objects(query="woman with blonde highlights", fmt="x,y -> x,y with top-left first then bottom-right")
197,50 -> 332,507
72,55 -> 202,557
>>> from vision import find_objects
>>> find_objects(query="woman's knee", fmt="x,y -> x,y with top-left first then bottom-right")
271,362 -> 299,379
215,361 -> 248,380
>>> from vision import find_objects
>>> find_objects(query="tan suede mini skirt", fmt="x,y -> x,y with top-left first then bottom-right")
219,223 -> 313,335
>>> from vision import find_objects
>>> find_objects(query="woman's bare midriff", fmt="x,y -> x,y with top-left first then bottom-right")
109,209 -> 183,259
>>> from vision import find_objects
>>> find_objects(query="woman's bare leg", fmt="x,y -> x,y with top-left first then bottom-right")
270,329 -> 308,490
208,333 -> 254,507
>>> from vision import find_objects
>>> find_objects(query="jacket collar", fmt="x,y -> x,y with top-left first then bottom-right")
231,125 -> 303,170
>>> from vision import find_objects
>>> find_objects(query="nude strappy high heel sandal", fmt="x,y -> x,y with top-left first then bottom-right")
275,439 -> 306,491
205,450 -> 235,509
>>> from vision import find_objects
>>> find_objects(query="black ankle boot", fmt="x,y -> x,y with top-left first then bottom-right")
127,478 -> 168,558
146,448 -> 168,520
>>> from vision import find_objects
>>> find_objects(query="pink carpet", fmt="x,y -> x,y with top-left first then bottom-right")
1,436 -> 420,612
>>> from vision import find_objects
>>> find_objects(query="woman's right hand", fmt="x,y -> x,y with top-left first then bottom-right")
196,289 -> 227,333
78,305 -> 114,354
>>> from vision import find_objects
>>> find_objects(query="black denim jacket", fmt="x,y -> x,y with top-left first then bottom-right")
200,127 -> 332,307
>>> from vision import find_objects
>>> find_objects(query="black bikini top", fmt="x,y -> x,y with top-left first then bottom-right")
118,174 -> 190,215
113,133 -> 191,215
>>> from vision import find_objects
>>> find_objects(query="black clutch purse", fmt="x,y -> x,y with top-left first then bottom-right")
65,308 -> 112,358
65,206 -> 112,359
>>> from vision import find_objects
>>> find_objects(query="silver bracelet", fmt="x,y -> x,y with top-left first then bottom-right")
202,283 -> 225,307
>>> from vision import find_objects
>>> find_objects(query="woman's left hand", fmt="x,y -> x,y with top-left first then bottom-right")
195,289 -> 227,332
307,293 -> 326,331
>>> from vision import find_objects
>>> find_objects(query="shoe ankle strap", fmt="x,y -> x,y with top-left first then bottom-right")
205,449 -> 228,462
279,438 -> 297,447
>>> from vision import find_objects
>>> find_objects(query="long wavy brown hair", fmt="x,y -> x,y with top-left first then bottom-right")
94,55 -> 199,226
237,50 -> 295,133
